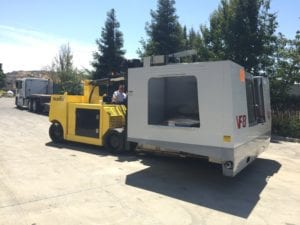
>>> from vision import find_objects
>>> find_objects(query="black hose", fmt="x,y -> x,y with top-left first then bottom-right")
88,85 -> 96,103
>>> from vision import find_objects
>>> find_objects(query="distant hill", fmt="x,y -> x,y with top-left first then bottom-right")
5,70 -> 52,90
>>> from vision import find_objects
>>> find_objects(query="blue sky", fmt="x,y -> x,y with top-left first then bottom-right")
0,0 -> 299,72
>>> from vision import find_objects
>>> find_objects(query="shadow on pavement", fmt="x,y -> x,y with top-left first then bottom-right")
125,155 -> 281,219
46,141 -> 281,218
45,141 -> 138,162
270,138 -> 282,144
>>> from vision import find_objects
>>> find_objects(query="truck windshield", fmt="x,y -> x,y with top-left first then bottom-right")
16,81 -> 22,89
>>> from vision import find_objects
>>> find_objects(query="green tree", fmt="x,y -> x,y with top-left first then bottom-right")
270,31 -> 300,101
182,25 -> 188,50
139,0 -> 184,56
0,63 -> 5,89
270,31 -> 300,138
187,28 -> 198,49
51,43 -> 82,95
186,28 -> 213,61
292,31 -> 300,83
200,0 -> 277,75
92,9 -> 125,79
179,28 -> 204,62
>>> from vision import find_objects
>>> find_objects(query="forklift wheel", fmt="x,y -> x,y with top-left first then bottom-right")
104,130 -> 125,154
49,122 -> 64,143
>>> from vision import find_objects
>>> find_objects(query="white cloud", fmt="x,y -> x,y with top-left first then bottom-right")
0,25 -> 94,73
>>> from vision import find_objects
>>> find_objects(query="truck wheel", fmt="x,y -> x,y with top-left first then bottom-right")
128,142 -> 138,151
15,97 -> 22,109
104,130 -> 125,154
49,122 -> 64,143
32,100 -> 38,113
28,100 -> 33,112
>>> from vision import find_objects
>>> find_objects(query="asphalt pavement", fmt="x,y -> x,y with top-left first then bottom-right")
0,97 -> 299,225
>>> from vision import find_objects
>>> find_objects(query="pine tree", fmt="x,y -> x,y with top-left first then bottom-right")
92,9 -> 125,79
139,0 -> 184,56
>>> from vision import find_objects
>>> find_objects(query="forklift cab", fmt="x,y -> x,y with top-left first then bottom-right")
96,76 -> 126,104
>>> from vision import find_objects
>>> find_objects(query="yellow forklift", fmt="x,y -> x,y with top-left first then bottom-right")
48,77 -> 130,153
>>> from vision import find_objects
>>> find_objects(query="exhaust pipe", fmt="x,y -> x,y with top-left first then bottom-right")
224,161 -> 233,170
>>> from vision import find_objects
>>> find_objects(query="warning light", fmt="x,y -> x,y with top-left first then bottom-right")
240,69 -> 245,82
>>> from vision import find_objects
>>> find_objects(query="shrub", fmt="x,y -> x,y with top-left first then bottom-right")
272,114 -> 300,138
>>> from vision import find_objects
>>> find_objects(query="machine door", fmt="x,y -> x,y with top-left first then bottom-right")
75,108 -> 100,138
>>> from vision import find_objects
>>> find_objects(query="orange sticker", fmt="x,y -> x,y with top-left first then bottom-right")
240,68 -> 245,82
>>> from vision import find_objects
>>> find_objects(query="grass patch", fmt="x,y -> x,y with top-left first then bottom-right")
0,90 -> 5,97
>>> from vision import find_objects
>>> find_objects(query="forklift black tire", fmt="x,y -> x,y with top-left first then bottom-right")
104,130 -> 125,154
49,122 -> 64,143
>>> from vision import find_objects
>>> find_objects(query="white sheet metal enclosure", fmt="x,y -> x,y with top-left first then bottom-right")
127,60 -> 271,176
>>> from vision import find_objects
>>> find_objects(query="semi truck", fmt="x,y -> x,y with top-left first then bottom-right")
48,56 -> 271,177
15,78 -> 53,113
